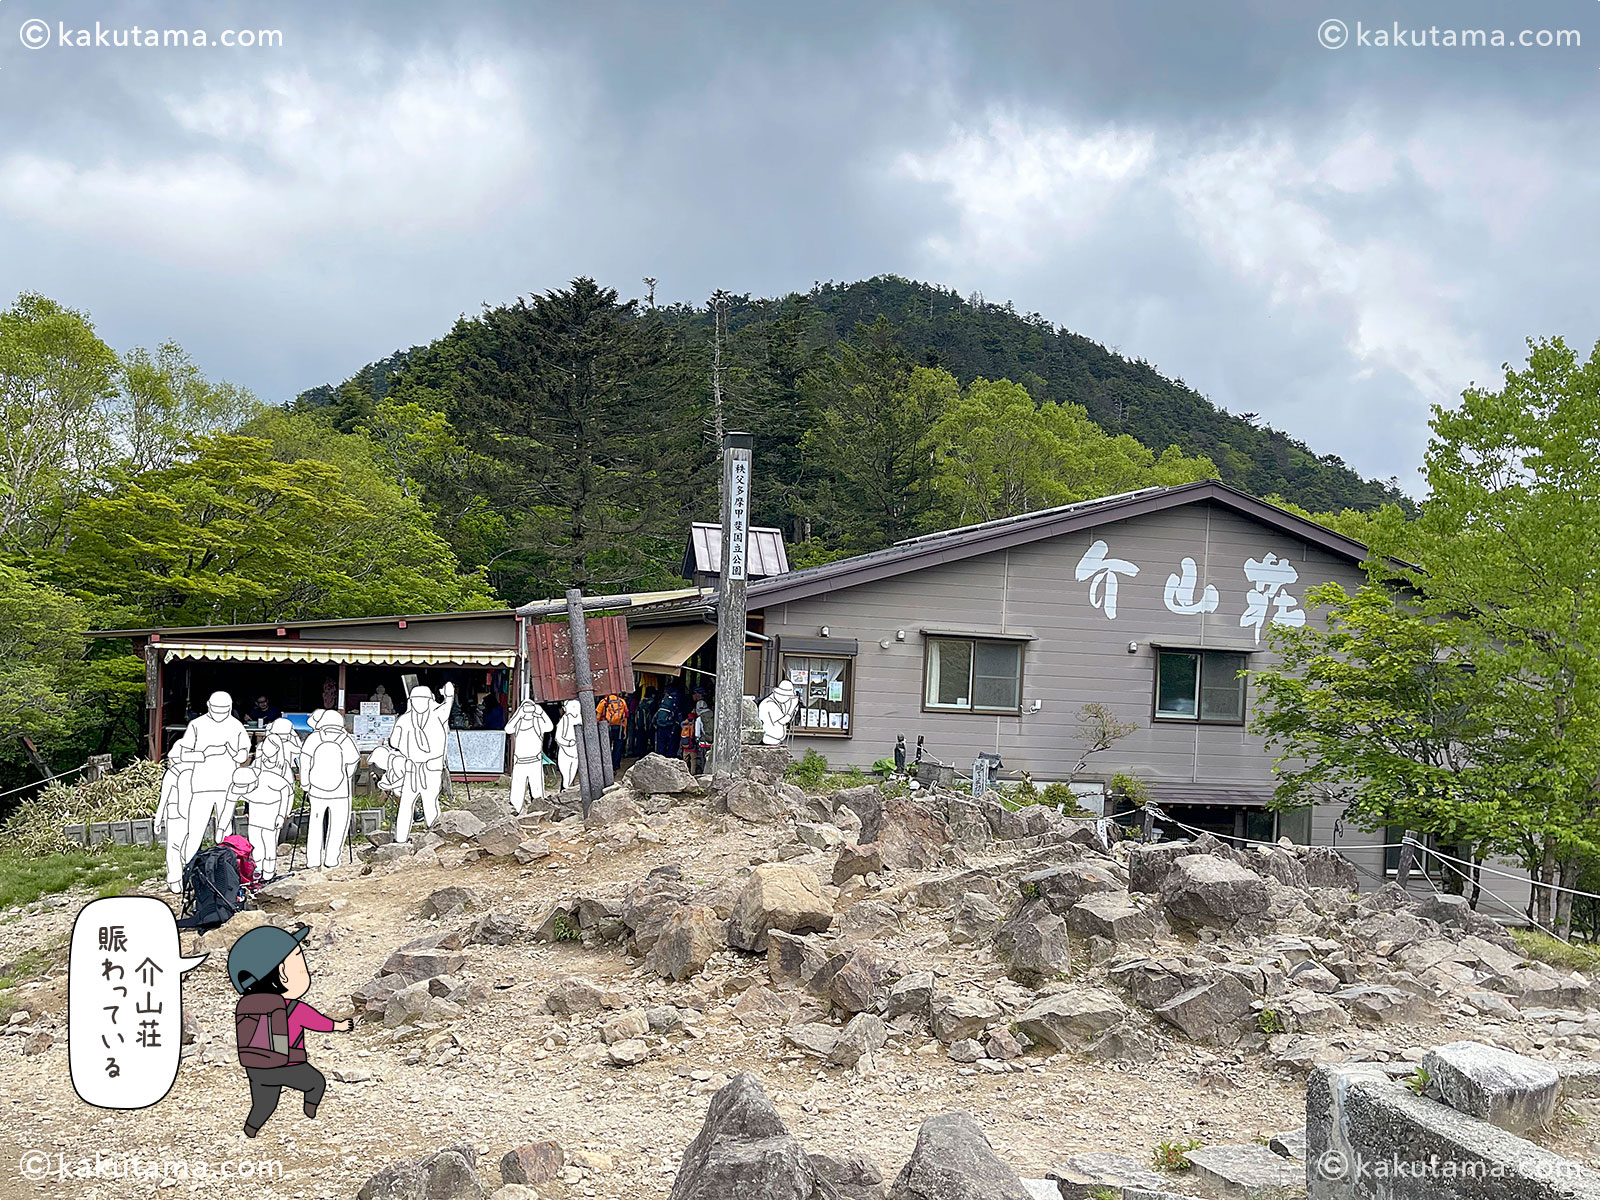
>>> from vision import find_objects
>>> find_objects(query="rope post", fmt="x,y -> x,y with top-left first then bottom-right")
565,588 -> 608,815
1395,829 -> 1419,889
1141,804 -> 1156,844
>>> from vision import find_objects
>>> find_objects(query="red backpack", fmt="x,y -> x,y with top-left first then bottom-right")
220,834 -> 258,892
236,994 -> 304,1068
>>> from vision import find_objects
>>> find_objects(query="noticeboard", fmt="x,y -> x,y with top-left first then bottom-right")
526,614 -> 636,702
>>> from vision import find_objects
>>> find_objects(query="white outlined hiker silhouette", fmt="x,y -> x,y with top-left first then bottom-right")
169,691 -> 251,869
757,678 -> 800,745
555,699 -> 581,790
154,763 -> 186,894
387,681 -> 454,843
299,709 -> 358,868
504,698 -> 554,815
249,717 -> 299,879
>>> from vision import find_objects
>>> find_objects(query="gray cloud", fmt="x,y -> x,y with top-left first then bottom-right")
1,0 -> 1595,489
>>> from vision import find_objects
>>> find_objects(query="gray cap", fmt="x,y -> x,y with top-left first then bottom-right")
227,923 -> 310,994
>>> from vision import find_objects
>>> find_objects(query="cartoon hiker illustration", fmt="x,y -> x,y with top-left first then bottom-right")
230,924 -> 352,1138
554,699 -> 581,790
248,718 -> 299,880
757,678 -> 801,745
504,698 -> 554,815
387,681 -> 455,843
154,763 -> 187,894
299,709 -> 359,869
170,691 -> 252,866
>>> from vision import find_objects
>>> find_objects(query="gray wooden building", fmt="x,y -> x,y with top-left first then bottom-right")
737,480 -> 1522,905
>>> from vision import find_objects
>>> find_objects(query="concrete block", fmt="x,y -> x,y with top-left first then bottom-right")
1306,1064 -> 1600,1200
1422,1041 -> 1560,1135
1183,1144 -> 1303,1197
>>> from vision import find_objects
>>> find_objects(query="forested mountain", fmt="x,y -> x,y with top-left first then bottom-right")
730,278 -> 1409,512
293,275 -> 1409,602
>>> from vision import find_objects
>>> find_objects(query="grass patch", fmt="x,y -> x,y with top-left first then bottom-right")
1151,1138 -> 1202,1172
0,944 -> 62,1022
1511,929 -> 1600,974
0,844 -> 164,910
1257,1008 -> 1285,1036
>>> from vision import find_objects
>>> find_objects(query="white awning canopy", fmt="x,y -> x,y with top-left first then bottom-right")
157,641 -> 516,667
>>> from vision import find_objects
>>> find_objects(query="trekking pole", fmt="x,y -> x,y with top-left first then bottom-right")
454,727 -> 473,808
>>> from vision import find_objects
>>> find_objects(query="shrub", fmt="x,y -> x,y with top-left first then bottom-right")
1405,1065 -> 1432,1096
551,913 -> 581,942
0,761 -> 164,855
1256,1008 -> 1285,1035
1110,772 -> 1151,808
784,749 -> 830,790
1151,1138 -> 1201,1172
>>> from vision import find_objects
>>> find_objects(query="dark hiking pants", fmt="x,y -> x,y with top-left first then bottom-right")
244,1063 -> 326,1130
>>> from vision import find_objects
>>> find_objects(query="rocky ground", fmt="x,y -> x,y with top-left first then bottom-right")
2,754 -> 1598,1200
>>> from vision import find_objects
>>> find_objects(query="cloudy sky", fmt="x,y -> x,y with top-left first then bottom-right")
2,1 -> 1596,490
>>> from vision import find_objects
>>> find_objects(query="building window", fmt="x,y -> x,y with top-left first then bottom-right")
780,654 -> 854,736
1153,649 -> 1247,724
924,637 -> 1024,714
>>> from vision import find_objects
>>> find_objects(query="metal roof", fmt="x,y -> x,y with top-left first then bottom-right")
90,608 -> 519,640
683,523 -> 789,579
743,481 -> 1381,610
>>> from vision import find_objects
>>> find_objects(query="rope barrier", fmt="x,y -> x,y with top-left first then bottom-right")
1403,836 -> 1600,904
1425,848 -> 1570,944
0,762 -> 90,801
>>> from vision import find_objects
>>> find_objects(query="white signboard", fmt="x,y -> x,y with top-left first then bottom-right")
353,702 -> 396,751
727,456 -> 751,581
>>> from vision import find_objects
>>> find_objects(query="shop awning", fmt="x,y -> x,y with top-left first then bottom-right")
157,641 -> 516,667
629,624 -> 716,674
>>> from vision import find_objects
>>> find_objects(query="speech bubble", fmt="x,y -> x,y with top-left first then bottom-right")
68,896 -> 207,1109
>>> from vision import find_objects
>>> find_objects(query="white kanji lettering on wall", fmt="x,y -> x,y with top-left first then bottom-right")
1162,556 -> 1219,615
1074,539 -> 1140,620
1240,552 -> 1305,642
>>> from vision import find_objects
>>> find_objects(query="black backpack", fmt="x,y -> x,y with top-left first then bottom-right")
176,845 -> 242,931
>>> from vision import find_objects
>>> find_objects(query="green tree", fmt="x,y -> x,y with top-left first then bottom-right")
54,428 -> 495,627
1255,336 -> 1600,936
929,375 -> 1219,526
450,278 -> 709,597
801,317 -> 939,548
117,341 -> 259,472
1252,583 -> 1519,906
0,293 -> 120,548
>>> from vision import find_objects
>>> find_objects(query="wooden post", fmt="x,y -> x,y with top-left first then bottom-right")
565,588 -> 608,812
1395,829 -> 1419,889
712,432 -> 753,775
1142,804 -> 1156,844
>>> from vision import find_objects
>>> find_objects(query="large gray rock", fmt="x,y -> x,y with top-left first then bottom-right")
810,1150 -> 887,1200
1159,855 -> 1270,929
1064,892 -> 1168,943
1152,975 -> 1257,1045
1020,861 -> 1123,913
645,905 -> 726,980
727,863 -> 834,952
930,993 -> 1002,1044
830,1013 -> 889,1068
625,753 -> 704,795
1006,913 -> 1074,986
915,869 -> 1001,909
669,1073 -> 830,1200
886,972 -> 936,1019
500,1141 -> 565,1186
357,1149 -> 483,1200
1126,841 -> 1202,894
419,885 -> 486,920
586,788 -> 644,827
888,1112 -> 1033,1200
434,809 -> 486,842
473,816 -> 525,857
622,865 -> 693,954
1183,1145 -> 1303,1198
1047,1152 -> 1171,1200
1423,1041 -> 1562,1135
1014,989 -> 1128,1050
768,930 -> 831,990
950,893 -> 1008,945
813,947 -> 891,1014
723,777 -> 792,823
